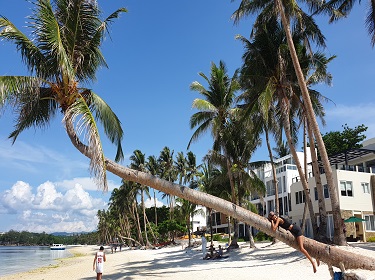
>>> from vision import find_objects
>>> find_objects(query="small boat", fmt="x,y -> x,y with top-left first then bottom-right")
50,244 -> 66,250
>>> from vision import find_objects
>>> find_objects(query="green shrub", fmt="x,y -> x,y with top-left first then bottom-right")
367,236 -> 375,242
254,231 -> 272,242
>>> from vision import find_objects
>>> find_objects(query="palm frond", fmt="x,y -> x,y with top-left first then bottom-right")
191,98 -> 217,112
0,17 -> 45,75
84,90 -> 124,162
9,86 -> 58,143
32,0 -> 75,80
64,97 -> 107,191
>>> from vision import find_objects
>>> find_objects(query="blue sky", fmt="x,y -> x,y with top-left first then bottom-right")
0,0 -> 374,233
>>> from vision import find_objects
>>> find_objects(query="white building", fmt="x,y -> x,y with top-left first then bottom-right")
250,138 -> 375,242
250,151 -> 312,217
290,138 -> 375,241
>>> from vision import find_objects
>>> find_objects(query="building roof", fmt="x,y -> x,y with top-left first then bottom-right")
317,148 -> 375,168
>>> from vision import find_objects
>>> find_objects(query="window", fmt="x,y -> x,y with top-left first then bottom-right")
295,190 -> 305,204
277,177 -> 282,194
362,182 -> 370,194
284,196 -> 289,215
364,215 -> 375,231
314,185 -> 330,201
266,181 -> 275,196
340,181 -> 353,196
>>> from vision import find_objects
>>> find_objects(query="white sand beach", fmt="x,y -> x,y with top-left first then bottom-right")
1,241 -> 374,280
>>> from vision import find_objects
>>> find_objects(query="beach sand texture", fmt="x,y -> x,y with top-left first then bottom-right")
1,241 -> 374,280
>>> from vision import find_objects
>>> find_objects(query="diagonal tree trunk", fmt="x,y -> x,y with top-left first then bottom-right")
65,118 -> 374,271
307,119 -> 329,242
106,159 -> 375,271
281,99 -> 318,238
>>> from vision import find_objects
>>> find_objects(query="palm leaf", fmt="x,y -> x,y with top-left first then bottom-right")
0,17 -> 45,75
32,0 -> 75,81
64,97 -> 107,191
84,91 -> 124,162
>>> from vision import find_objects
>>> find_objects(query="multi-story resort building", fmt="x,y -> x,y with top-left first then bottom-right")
249,138 -> 375,241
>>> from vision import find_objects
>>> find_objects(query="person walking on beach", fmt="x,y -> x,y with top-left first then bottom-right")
201,234 -> 207,259
93,246 -> 106,280
268,211 -> 319,273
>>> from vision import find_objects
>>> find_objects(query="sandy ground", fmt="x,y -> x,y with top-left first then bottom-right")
1,241 -> 374,280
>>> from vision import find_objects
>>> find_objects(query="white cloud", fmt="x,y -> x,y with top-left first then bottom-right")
54,177 -> 120,192
144,197 -> 164,208
33,181 -> 64,210
1,181 -> 34,213
0,180 -> 108,233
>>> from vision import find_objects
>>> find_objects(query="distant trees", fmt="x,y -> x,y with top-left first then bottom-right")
0,230 -> 98,245
96,147 -> 202,247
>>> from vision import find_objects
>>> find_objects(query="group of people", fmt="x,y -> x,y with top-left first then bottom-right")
201,235 -> 225,260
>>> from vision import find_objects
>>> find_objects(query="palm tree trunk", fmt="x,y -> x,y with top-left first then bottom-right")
225,155 -> 239,248
133,201 -> 144,245
281,101 -> 318,238
64,119 -> 374,270
265,130 -> 279,214
274,0 -> 345,245
306,119 -> 329,242
154,191 -> 158,226
141,189 -> 150,247
107,159 -> 375,271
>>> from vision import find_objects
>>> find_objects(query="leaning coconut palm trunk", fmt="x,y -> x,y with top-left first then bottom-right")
66,121 -> 375,271
106,159 -> 375,271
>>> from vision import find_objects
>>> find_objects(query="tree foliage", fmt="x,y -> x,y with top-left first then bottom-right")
321,124 -> 367,157
0,230 -> 98,245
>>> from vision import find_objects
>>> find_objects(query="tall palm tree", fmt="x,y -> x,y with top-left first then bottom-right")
237,17 -> 334,238
0,0 -> 126,192
272,140 -> 290,159
232,0 -> 346,245
146,155 -> 160,226
2,1 -> 372,269
175,151 -> 187,187
130,149 -> 151,247
158,146 -> 176,220
188,60 -> 241,245
220,114 -> 263,246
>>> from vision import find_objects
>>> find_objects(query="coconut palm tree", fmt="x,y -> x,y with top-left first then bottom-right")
2,0 -> 373,269
158,146 -> 177,220
237,17 -> 335,238
232,0 -> 346,245
146,155 -> 160,226
130,149 -> 151,247
188,60 -> 241,245
220,114 -> 264,246
0,0 -> 126,192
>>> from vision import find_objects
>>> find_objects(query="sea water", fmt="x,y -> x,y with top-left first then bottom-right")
0,246 -> 71,276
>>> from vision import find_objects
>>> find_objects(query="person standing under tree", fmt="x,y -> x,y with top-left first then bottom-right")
93,246 -> 106,280
201,234 -> 207,259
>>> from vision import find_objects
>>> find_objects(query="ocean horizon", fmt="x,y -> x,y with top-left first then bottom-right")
0,245 -> 71,277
